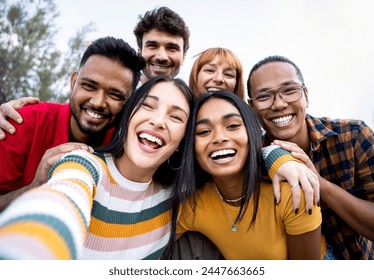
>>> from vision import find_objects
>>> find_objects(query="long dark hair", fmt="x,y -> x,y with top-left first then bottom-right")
170,91 -> 263,241
95,75 -> 194,186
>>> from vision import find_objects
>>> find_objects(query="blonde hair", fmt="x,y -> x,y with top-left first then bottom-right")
189,47 -> 245,100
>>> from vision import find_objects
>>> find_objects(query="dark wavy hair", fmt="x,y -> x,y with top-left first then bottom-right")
134,6 -> 190,54
95,75 -> 194,187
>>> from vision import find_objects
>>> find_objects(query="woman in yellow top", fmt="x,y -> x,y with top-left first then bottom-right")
173,90 -> 326,259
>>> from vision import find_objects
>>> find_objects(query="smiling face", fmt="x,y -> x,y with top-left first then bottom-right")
196,55 -> 237,95
140,29 -> 185,83
120,81 -> 190,182
69,55 -> 134,142
194,98 -> 248,180
249,62 -> 309,144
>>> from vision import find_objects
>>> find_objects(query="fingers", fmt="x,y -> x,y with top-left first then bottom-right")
272,140 -> 303,153
31,143 -> 94,187
0,101 -> 23,124
271,176 -> 281,204
0,97 -> 40,140
16,97 -> 40,109
289,183 -> 301,214
46,142 -> 94,157
0,105 -> 18,140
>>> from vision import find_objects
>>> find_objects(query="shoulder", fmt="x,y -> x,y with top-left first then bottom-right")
15,102 -> 68,123
308,114 -> 371,134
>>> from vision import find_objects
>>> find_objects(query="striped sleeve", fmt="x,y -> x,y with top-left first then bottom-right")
0,150 -> 101,260
262,145 -> 301,178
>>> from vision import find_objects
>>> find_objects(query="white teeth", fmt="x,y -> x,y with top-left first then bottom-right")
206,87 -> 221,91
210,149 -> 236,158
139,132 -> 163,146
272,115 -> 293,125
86,109 -> 104,119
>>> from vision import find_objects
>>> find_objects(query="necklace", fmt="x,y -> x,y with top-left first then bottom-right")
214,185 -> 240,232
214,184 -> 245,203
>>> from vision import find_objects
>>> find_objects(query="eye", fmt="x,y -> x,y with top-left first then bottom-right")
203,68 -> 215,73
195,128 -> 210,136
282,86 -> 299,96
255,93 -> 272,102
170,114 -> 184,123
224,71 -> 236,79
227,123 -> 241,130
141,101 -> 154,110
108,92 -> 126,101
81,82 -> 95,91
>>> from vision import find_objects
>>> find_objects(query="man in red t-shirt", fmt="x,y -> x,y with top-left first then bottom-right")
0,37 -> 144,201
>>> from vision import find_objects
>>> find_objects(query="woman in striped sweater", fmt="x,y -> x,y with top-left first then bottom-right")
0,75 -> 194,260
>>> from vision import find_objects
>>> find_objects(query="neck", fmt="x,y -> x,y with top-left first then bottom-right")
213,175 -> 244,203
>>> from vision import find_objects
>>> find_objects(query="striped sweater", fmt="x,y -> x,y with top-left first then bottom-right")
0,150 -> 173,260
0,145 -> 291,260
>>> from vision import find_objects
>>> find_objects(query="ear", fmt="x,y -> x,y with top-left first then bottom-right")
181,51 -> 187,65
70,72 -> 78,94
304,87 -> 310,108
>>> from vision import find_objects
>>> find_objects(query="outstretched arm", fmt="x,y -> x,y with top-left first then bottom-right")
0,143 -> 93,212
0,97 -> 39,140
0,150 -> 100,259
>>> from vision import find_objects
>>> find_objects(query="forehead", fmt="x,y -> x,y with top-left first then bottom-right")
142,29 -> 184,48
148,81 -> 189,108
201,55 -> 235,69
78,55 -> 134,87
250,62 -> 299,90
197,98 -> 239,119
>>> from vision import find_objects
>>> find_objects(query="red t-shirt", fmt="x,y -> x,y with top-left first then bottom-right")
0,102 -> 113,194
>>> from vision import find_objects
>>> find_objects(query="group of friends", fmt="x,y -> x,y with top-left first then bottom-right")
0,6 -> 372,260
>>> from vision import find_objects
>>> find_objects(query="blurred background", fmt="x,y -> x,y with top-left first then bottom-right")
2,0 -> 373,128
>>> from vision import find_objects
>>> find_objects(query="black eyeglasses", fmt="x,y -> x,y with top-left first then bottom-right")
248,83 -> 306,110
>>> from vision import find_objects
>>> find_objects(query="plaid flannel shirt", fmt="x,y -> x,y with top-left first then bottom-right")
264,114 -> 374,259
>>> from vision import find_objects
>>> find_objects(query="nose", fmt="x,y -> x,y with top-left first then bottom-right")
89,91 -> 107,109
271,92 -> 288,110
155,47 -> 168,61
148,114 -> 166,129
212,127 -> 229,144
213,71 -> 224,83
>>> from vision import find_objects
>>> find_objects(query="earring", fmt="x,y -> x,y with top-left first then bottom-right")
167,153 -> 183,171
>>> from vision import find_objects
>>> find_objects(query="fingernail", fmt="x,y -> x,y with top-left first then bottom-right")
294,208 -> 299,214
16,118 -> 22,124
317,201 -> 320,207
9,128 -> 15,134
308,209 -> 312,215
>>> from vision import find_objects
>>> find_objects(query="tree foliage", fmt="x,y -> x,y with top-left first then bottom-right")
0,0 -> 94,103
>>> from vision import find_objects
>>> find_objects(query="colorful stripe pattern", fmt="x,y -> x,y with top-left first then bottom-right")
0,150 -> 99,259
262,144 -> 301,178
0,150 -> 173,260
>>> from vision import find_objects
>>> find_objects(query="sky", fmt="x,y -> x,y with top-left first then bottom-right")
54,0 -> 374,128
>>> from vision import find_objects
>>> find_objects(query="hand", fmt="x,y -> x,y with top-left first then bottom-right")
271,140 -> 320,212
30,143 -> 94,188
272,140 -> 320,175
0,97 -> 40,140
272,160 -> 320,213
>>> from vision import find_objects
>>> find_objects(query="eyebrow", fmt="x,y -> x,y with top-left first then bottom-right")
256,81 -> 296,93
80,77 -> 126,94
147,95 -> 189,117
196,112 -> 242,125
145,40 -> 181,50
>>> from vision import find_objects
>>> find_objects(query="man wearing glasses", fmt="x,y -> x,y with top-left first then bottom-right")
247,55 -> 374,260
